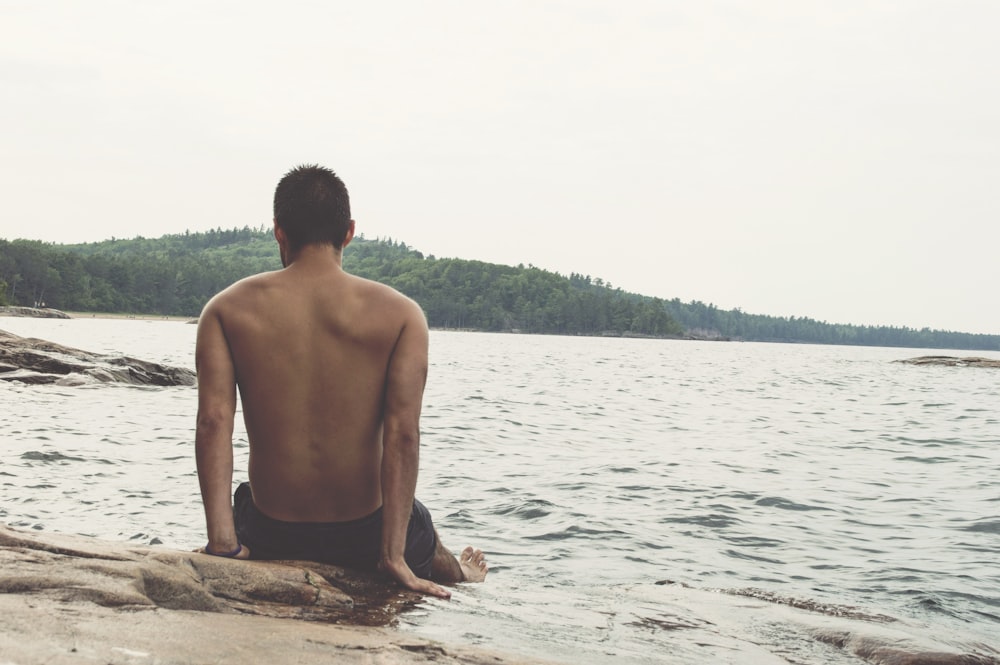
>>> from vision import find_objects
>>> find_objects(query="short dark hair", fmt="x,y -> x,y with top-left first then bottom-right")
273,164 -> 352,250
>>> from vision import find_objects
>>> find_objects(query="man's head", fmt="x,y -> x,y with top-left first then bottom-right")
273,164 -> 353,254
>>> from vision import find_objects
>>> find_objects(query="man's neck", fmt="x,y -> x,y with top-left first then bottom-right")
282,243 -> 343,270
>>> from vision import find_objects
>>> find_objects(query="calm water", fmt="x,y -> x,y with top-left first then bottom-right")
2,317 -> 998,663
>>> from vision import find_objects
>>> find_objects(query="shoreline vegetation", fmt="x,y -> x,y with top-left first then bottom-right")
1,229 -> 997,350
4,310 -> 996,376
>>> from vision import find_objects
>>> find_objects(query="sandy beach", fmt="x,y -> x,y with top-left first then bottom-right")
64,310 -> 195,323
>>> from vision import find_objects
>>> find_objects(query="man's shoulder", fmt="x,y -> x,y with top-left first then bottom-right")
200,271 -> 280,315
347,274 -> 425,317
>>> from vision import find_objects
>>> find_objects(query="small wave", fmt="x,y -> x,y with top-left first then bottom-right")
526,525 -> 627,541
721,587 -> 896,622
628,614 -> 704,632
619,484 -> 655,492
493,499 -> 556,520
722,535 -> 784,548
755,496 -> 831,512
962,519 -> 1000,534
20,450 -> 86,463
723,548 -> 784,565
717,490 -> 760,502
893,435 -> 964,446
895,455 -> 955,464
661,514 -> 741,529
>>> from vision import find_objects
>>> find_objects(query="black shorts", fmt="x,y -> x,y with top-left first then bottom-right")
232,482 -> 438,579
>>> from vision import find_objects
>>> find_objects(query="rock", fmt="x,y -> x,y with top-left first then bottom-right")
813,629 -> 999,665
0,523 -> 540,664
0,328 -> 196,386
638,582 -> 999,665
0,305 -> 71,319
896,356 -> 1000,368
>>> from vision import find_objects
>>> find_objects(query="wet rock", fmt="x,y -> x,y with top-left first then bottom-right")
0,523 -> 531,664
633,582 -> 998,665
0,523 -> 413,625
896,356 -> 1000,368
0,328 -> 195,386
813,629 -> 999,665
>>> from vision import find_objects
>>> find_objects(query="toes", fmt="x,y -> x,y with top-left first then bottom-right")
459,547 -> 489,570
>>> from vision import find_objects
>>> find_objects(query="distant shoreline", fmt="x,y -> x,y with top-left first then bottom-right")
1,306 -> 193,323
64,311 -> 194,323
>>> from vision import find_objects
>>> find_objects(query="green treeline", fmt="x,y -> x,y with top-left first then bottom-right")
0,229 -> 682,338
348,239 -> 681,336
1,228 -> 997,350
663,300 -> 999,351
0,228 -> 277,316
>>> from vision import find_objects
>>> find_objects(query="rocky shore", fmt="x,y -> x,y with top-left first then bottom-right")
0,328 -> 195,386
0,306 -> 71,319
896,355 -> 1000,368
0,523 -> 547,665
2,523 -> 995,665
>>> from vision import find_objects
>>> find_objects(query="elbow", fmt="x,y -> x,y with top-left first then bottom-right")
383,425 -> 420,457
195,408 -> 233,444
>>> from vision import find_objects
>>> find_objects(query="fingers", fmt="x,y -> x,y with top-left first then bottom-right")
381,558 -> 453,599
405,577 -> 452,600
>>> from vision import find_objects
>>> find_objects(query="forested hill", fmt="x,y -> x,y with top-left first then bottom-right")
1,228 -> 997,350
0,228 -> 680,339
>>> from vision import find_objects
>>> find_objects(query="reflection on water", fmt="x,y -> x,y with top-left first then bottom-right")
2,318 -> 998,663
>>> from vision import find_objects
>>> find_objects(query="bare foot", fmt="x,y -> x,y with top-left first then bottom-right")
459,546 -> 488,583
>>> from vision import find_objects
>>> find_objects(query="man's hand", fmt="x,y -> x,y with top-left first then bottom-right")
379,557 -> 451,599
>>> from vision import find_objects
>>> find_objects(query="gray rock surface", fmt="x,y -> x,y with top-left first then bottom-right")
642,581 -> 999,665
0,524 -> 995,664
0,523 -> 547,664
0,306 -> 71,319
0,328 -> 195,386
896,355 -> 1000,368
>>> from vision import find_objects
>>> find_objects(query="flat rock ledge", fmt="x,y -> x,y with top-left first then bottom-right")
642,581 -> 999,665
896,355 -> 1000,368
0,523 -> 547,665
0,305 -> 71,319
0,328 -> 195,386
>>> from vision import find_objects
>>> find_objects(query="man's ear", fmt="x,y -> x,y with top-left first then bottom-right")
273,221 -> 290,267
341,220 -> 356,249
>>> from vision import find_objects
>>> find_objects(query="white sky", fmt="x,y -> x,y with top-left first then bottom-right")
2,1 -> 998,334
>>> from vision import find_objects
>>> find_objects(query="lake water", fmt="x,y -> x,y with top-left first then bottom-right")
2,317 -> 998,663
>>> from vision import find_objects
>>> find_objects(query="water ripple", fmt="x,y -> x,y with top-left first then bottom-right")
2,321 -> 998,663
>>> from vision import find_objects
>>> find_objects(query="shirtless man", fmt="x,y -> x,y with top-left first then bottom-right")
194,164 -> 487,599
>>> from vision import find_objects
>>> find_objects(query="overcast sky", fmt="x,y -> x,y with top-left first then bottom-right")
2,1 -> 997,334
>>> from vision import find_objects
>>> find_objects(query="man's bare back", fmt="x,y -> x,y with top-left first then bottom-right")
205,256 -> 417,523
194,165 -> 486,598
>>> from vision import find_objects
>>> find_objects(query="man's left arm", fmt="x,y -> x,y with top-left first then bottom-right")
194,302 -> 248,558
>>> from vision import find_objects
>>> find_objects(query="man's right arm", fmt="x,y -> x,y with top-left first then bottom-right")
194,299 -> 248,559
377,300 -> 449,598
